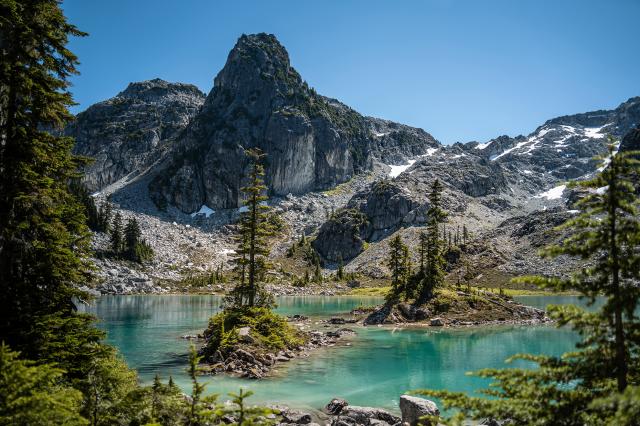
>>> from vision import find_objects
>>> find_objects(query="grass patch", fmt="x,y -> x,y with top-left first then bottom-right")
201,307 -> 305,358
348,286 -> 391,296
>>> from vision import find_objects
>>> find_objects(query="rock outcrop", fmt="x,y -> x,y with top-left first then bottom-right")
399,395 -> 440,426
148,33 -> 439,212
68,79 -> 205,191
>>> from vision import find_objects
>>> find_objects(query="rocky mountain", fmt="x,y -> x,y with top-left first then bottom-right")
67,33 -> 639,294
67,79 -> 205,192
146,33 -> 439,213
313,97 -> 640,263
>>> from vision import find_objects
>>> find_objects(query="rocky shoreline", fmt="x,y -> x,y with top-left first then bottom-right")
191,316 -> 357,380
259,395 -> 442,426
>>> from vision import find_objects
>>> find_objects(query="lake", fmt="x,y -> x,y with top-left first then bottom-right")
80,294 -> 587,413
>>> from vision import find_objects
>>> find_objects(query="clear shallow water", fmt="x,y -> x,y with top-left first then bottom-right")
80,295 -> 586,413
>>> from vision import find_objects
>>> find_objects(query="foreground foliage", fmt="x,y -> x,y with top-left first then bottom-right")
415,145 -> 640,425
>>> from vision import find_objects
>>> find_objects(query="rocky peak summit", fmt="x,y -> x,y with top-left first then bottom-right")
117,78 -> 205,103
148,33 -> 439,212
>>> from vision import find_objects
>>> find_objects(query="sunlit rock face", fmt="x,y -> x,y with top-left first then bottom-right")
68,79 -> 205,192
147,33 -> 439,211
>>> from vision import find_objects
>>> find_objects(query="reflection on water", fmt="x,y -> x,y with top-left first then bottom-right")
81,295 -> 587,412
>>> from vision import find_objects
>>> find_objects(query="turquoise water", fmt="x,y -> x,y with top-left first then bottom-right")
81,295 -> 585,413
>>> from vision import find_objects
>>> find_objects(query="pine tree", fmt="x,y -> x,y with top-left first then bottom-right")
228,148 -> 275,308
418,231 -> 428,274
418,179 -> 448,303
111,212 -> 124,255
387,234 -> 411,298
337,256 -> 345,281
314,259 -> 323,283
0,344 -> 85,425
463,224 -> 469,246
415,145 -> 640,424
0,0 -> 99,360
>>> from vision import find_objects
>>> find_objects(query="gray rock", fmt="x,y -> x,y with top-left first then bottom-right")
326,398 -> 349,415
237,326 -> 254,343
429,318 -> 444,327
340,406 -> 400,426
399,395 -> 439,425
68,79 -> 205,192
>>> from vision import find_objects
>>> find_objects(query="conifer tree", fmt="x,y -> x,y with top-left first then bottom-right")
387,234 -> 411,298
418,179 -> 448,303
463,224 -> 469,246
337,256 -> 345,281
416,145 -> 640,424
418,231 -> 428,274
228,148 -> 275,308
0,0 -> 97,358
111,212 -> 124,255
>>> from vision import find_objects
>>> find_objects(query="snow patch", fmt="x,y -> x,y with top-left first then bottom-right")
584,125 -> 606,139
219,248 -> 236,255
389,160 -> 416,178
535,184 -> 566,200
475,141 -> 492,150
567,210 -> 580,214
190,205 -> 215,218
522,170 -> 533,175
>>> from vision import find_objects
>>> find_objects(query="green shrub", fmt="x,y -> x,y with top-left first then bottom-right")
202,307 -> 305,358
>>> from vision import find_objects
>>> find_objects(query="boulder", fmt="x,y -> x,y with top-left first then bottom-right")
325,398 -> 349,415
429,318 -> 444,327
237,326 -> 254,343
399,395 -> 439,426
340,406 -> 400,426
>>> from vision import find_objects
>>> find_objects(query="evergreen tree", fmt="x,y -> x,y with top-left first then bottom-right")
0,344 -> 86,425
463,224 -> 469,246
111,212 -> 123,255
228,148 -> 275,308
337,256 -> 345,281
314,259 -> 323,283
0,0 -> 93,357
387,234 -> 411,298
415,145 -> 640,424
124,217 -> 141,254
418,179 -> 448,303
98,202 -> 112,233
69,180 -> 100,231
418,231 -> 428,274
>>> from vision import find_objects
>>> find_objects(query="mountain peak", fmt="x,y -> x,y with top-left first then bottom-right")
118,78 -> 205,102
213,33 -> 300,92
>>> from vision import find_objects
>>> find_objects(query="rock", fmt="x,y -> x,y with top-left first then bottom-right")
326,398 -> 349,415
68,79 -> 205,192
429,318 -> 444,327
340,406 -> 400,426
237,326 -> 254,343
328,317 -> 346,325
399,395 -> 439,425
282,411 -> 312,424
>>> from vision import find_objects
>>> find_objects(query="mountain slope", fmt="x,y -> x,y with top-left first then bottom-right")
147,33 -> 439,213
68,79 -> 205,191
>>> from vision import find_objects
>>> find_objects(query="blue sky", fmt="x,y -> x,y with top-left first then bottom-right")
62,0 -> 639,144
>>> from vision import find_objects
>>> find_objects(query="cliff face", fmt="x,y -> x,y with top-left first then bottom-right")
68,79 -> 205,192
148,33 -> 439,212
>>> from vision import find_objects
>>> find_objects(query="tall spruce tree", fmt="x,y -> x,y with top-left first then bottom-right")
0,0 -> 94,356
387,234 -> 411,298
418,179 -> 448,303
111,212 -> 123,255
228,148 -> 275,308
418,231 -> 428,274
415,145 -> 640,424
